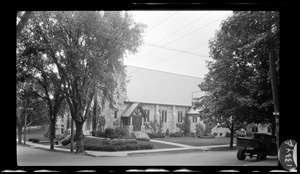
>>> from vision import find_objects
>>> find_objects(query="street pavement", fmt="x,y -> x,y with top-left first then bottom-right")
16,139 -> 278,166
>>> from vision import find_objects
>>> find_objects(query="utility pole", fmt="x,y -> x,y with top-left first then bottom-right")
264,12 -> 280,155
268,47 -> 280,151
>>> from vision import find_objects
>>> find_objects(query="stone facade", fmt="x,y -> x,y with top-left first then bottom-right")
134,102 -> 201,134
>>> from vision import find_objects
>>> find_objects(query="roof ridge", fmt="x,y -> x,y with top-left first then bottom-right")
126,65 -> 204,79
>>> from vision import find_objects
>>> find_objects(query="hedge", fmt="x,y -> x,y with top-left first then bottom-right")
136,137 -> 150,141
84,143 -> 153,151
83,137 -> 154,151
147,133 -> 165,139
102,139 -> 138,146
28,138 -> 40,143
93,127 -> 128,139
169,132 -> 183,137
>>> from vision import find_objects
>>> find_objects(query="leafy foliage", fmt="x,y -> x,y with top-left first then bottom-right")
195,123 -> 205,136
145,118 -> 164,134
176,116 -> 191,136
169,131 -> 183,137
97,116 -> 106,132
18,11 -> 145,153
147,132 -> 165,139
193,11 -> 279,147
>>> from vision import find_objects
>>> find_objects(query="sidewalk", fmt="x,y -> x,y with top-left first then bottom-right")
18,138 -> 236,157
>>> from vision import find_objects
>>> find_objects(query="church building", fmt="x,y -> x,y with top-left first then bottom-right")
57,65 -> 205,136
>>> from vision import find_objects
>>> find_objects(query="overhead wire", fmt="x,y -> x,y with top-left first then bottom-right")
144,11 -> 194,37
144,11 -> 178,34
126,11 -> 179,61
128,12 -> 210,61
143,43 -> 211,58
127,43 -> 207,76
127,13 -> 230,64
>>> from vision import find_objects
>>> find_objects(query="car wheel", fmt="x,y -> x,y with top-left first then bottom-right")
257,152 -> 267,161
237,148 -> 246,160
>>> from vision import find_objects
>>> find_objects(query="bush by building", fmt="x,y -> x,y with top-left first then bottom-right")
84,138 -> 153,151
169,131 -> 183,137
147,132 -> 165,139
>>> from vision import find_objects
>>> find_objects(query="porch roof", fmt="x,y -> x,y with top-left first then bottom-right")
121,103 -> 146,117
186,107 -> 200,115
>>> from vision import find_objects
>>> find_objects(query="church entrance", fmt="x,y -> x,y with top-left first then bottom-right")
132,117 -> 142,131
121,103 -> 146,137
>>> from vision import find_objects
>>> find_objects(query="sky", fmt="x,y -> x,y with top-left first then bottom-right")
124,11 -> 233,78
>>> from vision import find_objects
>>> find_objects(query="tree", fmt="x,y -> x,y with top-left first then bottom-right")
17,11 -> 34,39
22,11 -> 145,153
16,80 -> 48,144
194,11 -> 279,148
176,116 -> 191,136
18,16 -> 66,150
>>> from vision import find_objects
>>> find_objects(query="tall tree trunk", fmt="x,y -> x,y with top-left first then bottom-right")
49,117 -> 56,150
70,117 -> 74,152
17,119 -> 23,144
229,129 -> 234,148
92,87 -> 97,136
75,121 -> 85,154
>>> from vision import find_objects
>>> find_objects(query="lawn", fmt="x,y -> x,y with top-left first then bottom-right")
17,126 -> 50,142
21,127 -> 179,151
153,136 -> 237,147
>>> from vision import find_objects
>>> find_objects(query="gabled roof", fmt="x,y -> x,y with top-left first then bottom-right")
121,103 -> 146,117
125,66 -> 205,106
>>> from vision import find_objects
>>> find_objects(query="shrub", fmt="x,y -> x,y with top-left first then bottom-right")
186,132 -> 196,137
104,128 -> 116,138
147,132 -> 165,139
115,127 -> 127,138
29,138 -> 40,143
61,138 -> 71,146
145,119 -> 163,134
137,137 -> 150,141
102,139 -> 138,146
95,130 -> 106,138
61,136 -> 76,146
198,134 -> 215,139
169,131 -> 183,137
212,132 -> 218,137
165,129 -> 169,137
195,123 -> 205,136
84,139 -> 153,151
138,143 -> 154,150
176,116 -> 191,136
